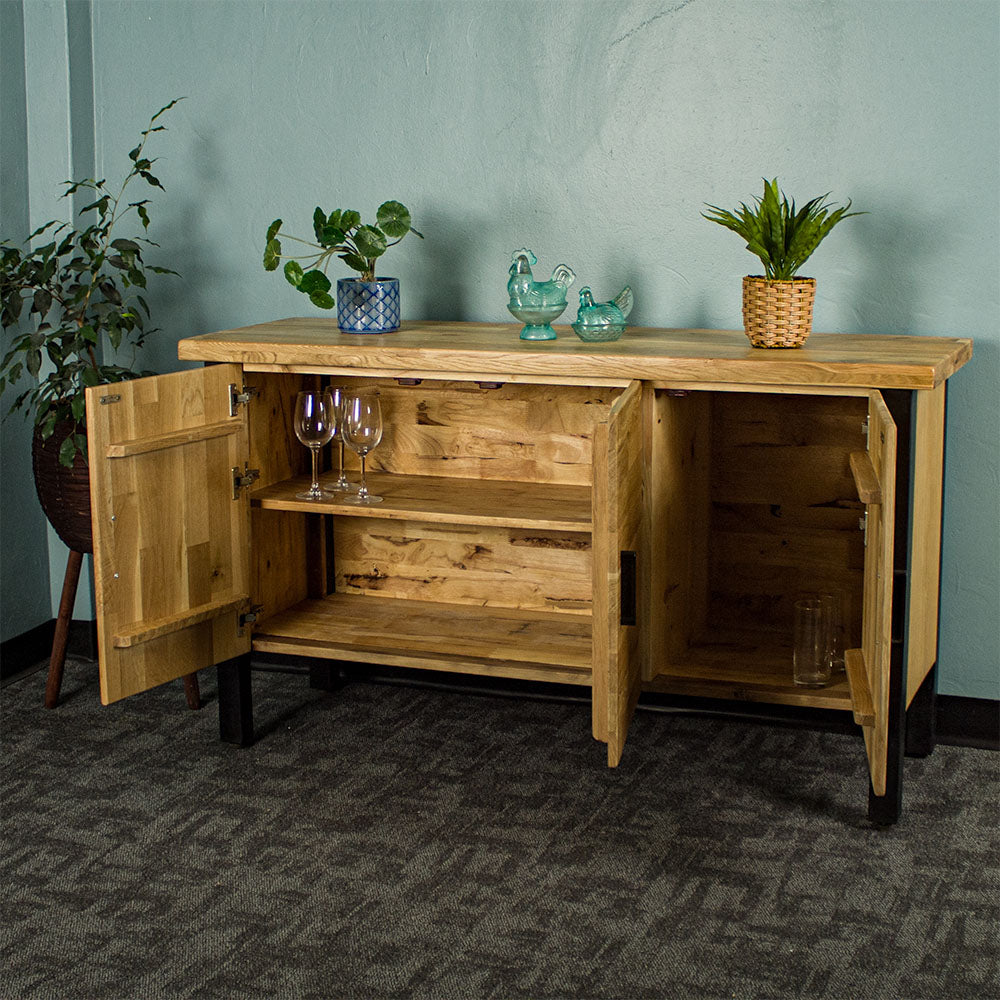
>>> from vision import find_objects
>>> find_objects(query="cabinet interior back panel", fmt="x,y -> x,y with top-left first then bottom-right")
705,392 -> 867,641
333,518 -> 593,614
355,379 -> 618,485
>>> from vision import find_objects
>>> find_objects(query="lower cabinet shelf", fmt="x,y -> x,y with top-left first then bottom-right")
252,592 -> 594,686
647,632 -> 854,712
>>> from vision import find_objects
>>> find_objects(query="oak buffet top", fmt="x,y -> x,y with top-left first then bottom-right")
177,319 -> 972,390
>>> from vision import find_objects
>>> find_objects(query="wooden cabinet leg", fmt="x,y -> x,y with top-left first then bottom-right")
44,549 -> 84,709
217,653 -> 254,746
905,663 -> 937,757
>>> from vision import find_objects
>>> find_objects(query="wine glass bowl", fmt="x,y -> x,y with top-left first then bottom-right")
342,391 -> 384,504
294,390 -> 336,501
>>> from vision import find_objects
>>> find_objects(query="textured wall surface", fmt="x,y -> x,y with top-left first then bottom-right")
7,0 -> 998,698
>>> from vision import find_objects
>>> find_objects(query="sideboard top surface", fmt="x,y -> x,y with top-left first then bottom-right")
177,319 -> 972,389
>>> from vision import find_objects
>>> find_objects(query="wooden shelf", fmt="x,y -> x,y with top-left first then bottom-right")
645,635 -> 854,712
252,592 -> 593,685
250,472 -> 593,532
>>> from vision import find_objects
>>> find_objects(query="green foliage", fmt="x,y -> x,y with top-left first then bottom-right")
703,178 -> 863,280
0,99 -> 182,466
264,200 -> 423,303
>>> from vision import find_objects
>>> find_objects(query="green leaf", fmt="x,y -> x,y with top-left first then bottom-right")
298,270 -> 332,295
376,200 -> 411,239
136,203 -> 150,229
284,260 -> 304,287
80,324 -> 98,343
263,237 -> 281,271
32,289 -> 52,317
340,210 -> 360,231
313,207 -> 327,243
353,225 -> 387,259
71,394 -> 85,420
340,252 -> 367,274
58,434 -> 77,467
26,348 -> 41,379
308,290 -> 335,310
320,225 -> 347,247
111,238 -> 141,254
266,218 -> 283,242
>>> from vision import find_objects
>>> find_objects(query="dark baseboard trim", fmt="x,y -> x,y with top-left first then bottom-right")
937,695 -> 1000,750
4,628 -> 997,750
0,618 -> 98,683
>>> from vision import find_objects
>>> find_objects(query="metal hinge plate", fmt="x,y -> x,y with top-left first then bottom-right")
232,464 -> 260,499
859,511 -> 868,546
238,605 -> 264,634
229,383 -> 259,416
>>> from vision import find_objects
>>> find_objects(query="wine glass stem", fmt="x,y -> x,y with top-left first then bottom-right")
358,453 -> 368,498
339,441 -> 346,482
310,446 -> 320,493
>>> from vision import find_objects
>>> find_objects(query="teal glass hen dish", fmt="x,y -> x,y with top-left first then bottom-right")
506,249 -> 576,340
571,285 -> 634,342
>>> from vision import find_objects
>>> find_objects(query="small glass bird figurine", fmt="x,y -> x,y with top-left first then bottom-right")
571,285 -> 634,342
506,248 -> 576,341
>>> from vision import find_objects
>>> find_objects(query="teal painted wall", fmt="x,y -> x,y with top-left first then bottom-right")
0,0 -> 53,642
6,1 -> 998,700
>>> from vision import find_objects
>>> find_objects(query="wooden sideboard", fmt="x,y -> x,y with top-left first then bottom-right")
84,320 -> 972,824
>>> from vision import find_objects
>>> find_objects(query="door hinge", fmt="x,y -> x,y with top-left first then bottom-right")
232,464 -> 260,499
229,383 -> 259,416
620,550 -> 637,626
859,511 -> 868,547
861,416 -> 870,446
238,605 -> 263,633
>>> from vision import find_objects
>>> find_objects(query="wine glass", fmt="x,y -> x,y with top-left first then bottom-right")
294,389 -> 336,500
323,385 -> 355,493
342,391 -> 384,504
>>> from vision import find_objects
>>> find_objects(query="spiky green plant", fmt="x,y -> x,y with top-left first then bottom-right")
703,178 -> 863,280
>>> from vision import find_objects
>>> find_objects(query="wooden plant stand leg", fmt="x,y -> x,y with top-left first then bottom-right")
44,549 -> 84,709
183,673 -> 202,710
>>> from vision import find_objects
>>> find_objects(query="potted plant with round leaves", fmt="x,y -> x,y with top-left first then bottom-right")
703,178 -> 863,348
0,99 -> 195,708
263,201 -> 422,333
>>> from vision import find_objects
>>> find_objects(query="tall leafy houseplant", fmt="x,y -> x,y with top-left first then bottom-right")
703,178 -> 863,348
264,201 -> 422,333
1,99 -> 182,463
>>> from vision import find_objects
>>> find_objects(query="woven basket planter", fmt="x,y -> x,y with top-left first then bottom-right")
32,422 -> 93,554
742,275 -> 816,348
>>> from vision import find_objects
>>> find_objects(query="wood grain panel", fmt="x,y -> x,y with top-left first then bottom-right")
87,365 -> 250,704
906,383 -> 946,706
254,593 -> 592,671
177,319 -> 972,390
245,371 -> 310,624
860,391 -> 896,797
334,519 -> 592,613
252,471 -> 592,532
647,390 -> 711,677
354,379 -> 613,485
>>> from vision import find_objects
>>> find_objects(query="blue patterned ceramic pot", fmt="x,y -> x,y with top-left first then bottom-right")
336,277 -> 400,334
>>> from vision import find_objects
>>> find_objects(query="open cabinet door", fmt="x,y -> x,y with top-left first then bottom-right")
592,380 -> 644,767
87,364 -> 252,704
846,391 -> 896,796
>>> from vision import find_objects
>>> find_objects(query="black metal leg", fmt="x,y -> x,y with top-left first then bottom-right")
309,660 -> 343,692
217,652 -> 254,747
905,663 -> 938,757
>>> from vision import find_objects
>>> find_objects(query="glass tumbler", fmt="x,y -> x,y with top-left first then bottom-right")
793,597 -> 831,688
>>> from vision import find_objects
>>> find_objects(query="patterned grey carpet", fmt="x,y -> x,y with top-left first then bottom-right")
2,658 -> 998,1000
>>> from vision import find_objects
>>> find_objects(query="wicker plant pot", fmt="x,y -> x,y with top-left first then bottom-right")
32,422 -> 93,554
741,275 -> 816,348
